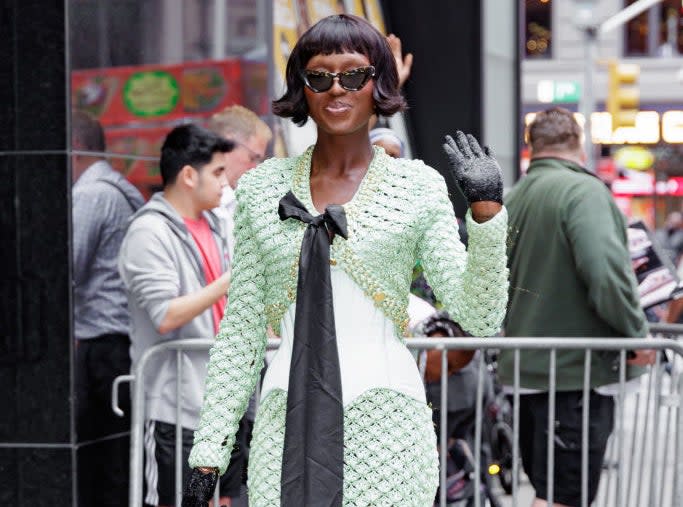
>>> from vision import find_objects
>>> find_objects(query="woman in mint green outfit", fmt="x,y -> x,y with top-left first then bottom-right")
183,14 -> 508,507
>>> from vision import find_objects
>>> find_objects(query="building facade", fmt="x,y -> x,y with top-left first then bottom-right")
523,0 -> 683,226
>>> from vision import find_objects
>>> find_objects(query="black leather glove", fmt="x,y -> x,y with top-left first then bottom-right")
182,467 -> 218,507
442,131 -> 503,205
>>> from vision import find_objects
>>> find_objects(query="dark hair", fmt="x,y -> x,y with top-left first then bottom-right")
419,311 -> 468,338
527,107 -> 582,154
160,123 -> 234,187
71,110 -> 106,152
272,14 -> 406,126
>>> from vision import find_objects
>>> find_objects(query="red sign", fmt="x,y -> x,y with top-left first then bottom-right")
612,176 -> 683,197
105,127 -> 170,199
72,59 -> 243,126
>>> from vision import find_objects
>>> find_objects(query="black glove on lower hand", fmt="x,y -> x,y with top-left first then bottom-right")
182,468 -> 218,507
443,131 -> 503,205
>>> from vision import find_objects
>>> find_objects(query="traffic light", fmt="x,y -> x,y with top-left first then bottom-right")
607,60 -> 640,131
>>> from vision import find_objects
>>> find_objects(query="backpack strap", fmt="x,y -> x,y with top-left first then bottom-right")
96,178 -> 140,211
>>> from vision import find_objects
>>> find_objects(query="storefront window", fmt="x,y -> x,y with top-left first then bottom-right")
68,0 -> 395,180
625,0 -> 683,56
69,0 -> 270,196
524,0 -> 552,59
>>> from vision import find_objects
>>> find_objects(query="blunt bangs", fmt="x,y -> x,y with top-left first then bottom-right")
272,14 -> 407,126
297,15 -> 383,66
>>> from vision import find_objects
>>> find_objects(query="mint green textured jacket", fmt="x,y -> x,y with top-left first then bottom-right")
189,146 -> 509,473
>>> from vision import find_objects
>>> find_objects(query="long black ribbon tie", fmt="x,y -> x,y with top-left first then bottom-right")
278,190 -> 347,507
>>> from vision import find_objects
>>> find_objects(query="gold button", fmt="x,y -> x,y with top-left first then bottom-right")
373,292 -> 385,302
329,259 -> 337,266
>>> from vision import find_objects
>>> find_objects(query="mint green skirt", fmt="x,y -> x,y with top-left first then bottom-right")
247,387 -> 439,506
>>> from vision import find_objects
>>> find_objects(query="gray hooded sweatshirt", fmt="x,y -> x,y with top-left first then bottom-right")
119,193 -> 229,429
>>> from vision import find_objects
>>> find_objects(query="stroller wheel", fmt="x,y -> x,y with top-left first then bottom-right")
490,423 -> 515,495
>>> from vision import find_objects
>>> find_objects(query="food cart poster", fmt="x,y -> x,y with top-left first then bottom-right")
72,59 -> 244,127
104,127 -> 168,199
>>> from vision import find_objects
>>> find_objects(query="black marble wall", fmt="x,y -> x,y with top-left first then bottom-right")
0,1 -> 74,505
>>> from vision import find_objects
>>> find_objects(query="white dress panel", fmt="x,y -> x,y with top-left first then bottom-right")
260,266 -> 426,407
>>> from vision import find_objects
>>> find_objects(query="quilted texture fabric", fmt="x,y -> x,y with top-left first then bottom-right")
189,145 -> 508,474
248,388 -> 439,507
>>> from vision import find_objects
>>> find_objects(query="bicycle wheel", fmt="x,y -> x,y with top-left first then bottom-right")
489,422 -> 515,495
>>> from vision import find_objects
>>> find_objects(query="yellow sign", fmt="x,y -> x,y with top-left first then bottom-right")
306,0 -> 343,24
613,146 -> 654,170
273,0 -> 300,80
523,110 -> 683,145
350,0 -> 386,33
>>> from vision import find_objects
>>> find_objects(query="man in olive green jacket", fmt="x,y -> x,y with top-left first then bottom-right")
501,107 -> 654,507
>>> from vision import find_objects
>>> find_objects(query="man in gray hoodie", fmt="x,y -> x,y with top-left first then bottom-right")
119,124 -> 234,507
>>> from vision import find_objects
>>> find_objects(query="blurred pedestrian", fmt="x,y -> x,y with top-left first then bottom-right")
118,124 -> 234,507
183,14 -> 508,507
387,32 -> 413,89
369,126 -> 405,158
502,107 -> 655,507
655,210 -> 683,264
416,310 -> 476,442
208,105 -> 272,260
368,32 -> 412,130
71,109 -> 144,507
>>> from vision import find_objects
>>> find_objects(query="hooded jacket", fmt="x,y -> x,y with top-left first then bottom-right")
119,193 -> 229,429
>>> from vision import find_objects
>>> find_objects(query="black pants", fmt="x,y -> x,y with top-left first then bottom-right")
144,418 -> 249,505
225,414 -> 253,491
76,333 -> 131,507
518,390 -> 614,507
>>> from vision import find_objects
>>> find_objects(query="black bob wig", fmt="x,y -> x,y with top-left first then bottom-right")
272,14 -> 407,126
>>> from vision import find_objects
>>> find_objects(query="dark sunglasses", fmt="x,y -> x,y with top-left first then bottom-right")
301,66 -> 376,93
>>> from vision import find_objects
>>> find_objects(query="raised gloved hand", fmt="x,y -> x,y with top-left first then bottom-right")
182,467 -> 218,507
442,131 -> 503,205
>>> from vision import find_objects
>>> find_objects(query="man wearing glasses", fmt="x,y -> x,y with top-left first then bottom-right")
208,105 -> 272,260
206,105 -> 272,503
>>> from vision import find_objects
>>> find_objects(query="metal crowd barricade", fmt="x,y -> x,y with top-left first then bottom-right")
114,333 -> 683,507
